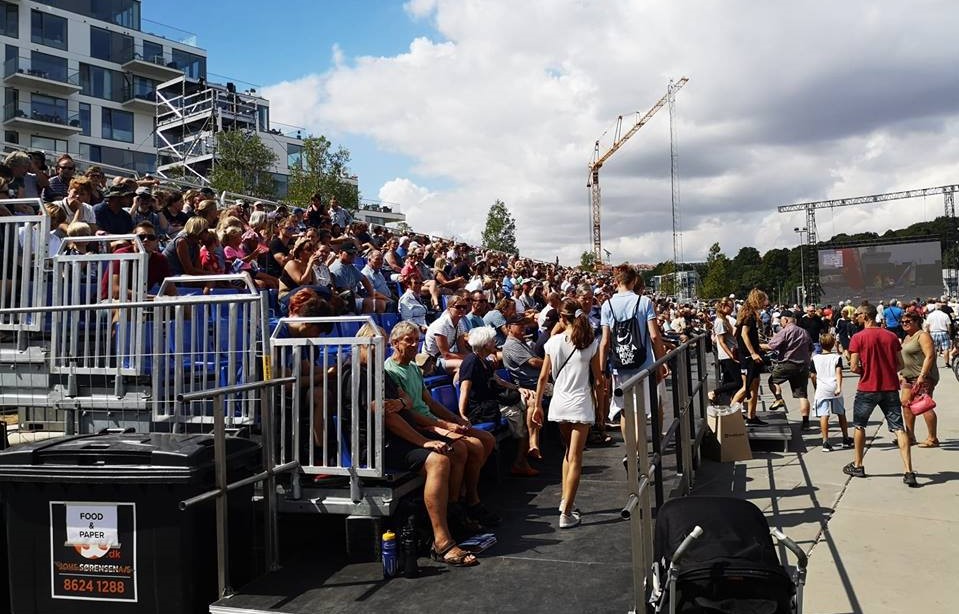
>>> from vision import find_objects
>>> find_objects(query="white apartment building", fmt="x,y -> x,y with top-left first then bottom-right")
0,0 -> 206,174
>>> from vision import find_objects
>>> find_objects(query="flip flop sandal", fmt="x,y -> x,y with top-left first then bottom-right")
430,541 -> 479,567
918,439 -> 940,448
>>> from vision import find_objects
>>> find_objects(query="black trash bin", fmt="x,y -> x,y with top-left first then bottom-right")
0,432 -> 261,614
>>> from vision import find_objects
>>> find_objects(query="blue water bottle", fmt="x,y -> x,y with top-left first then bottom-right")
381,530 -> 398,578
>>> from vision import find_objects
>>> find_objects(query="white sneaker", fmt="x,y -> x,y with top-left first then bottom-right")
558,500 -> 581,517
559,512 -> 581,528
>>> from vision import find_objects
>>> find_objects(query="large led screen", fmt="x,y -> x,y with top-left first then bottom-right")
818,241 -> 943,305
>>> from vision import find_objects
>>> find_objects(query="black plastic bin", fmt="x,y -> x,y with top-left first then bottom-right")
0,432 -> 261,614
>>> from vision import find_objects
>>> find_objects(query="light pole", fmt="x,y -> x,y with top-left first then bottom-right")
794,227 -> 807,306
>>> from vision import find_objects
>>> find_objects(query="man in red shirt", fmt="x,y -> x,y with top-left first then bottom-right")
845,303 -> 917,487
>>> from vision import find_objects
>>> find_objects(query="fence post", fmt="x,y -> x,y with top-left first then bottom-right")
213,391 -> 232,598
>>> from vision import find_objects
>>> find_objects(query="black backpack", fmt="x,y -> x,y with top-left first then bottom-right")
610,296 -> 647,370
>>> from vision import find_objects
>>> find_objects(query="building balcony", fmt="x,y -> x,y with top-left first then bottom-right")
121,86 -> 157,112
122,51 -> 185,81
4,57 -> 82,97
3,102 -> 82,135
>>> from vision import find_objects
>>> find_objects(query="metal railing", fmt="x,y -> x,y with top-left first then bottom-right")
615,334 -> 710,614
151,275 -> 266,426
178,377 -> 299,599
49,235 -> 148,376
0,206 -> 47,334
269,316 -> 386,501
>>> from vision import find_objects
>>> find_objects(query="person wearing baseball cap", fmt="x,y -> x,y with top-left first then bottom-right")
130,186 -> 169,237
94,184 -> 135,234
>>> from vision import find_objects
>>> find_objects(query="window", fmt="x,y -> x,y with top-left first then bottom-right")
30,51 -> 68,83
0,1 -> 18,38
36,0 -> 140,30
287,143 -> 302,170
128,75 -> 156,101
5,130 -> 18,145
101,107 -> 133,142
90,26 -> 132,63
79,63 -> 125,102
272,173 -> 288,198
80,143 -> 155,174
31,135 -> 67,153
171,49 -> 205,79
78,102 -> 90,136
31,10 -> 67,50
31,94 -> 69,125
142,40 -> 163,65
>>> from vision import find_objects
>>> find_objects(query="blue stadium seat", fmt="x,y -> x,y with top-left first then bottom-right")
430,384 -> 458,413
377,312 -> 400,332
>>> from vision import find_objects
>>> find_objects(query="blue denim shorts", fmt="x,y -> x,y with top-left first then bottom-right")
852,390 -> 904,432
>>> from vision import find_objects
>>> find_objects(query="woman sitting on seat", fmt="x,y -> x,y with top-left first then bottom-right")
458,326 -> 538,477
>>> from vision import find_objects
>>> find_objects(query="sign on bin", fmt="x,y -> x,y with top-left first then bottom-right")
50,501 -> 137,603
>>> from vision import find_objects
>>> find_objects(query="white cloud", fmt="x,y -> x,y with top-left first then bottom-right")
264,0 -> 959,265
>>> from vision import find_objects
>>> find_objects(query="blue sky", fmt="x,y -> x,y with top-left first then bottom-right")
142,0 -> 443,201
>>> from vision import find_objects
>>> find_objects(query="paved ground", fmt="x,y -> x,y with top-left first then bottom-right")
693,362 -> 958,614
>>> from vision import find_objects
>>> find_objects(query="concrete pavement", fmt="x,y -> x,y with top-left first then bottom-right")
692,362 -> 958,614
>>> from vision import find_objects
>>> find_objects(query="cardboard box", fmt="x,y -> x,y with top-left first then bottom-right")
706,407 -> 753,462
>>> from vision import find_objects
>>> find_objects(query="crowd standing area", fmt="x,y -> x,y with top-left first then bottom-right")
0,148 -> 949,579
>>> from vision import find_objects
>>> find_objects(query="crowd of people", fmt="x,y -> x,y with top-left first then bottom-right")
709,291 -> 953,489
1,149 -> 947,565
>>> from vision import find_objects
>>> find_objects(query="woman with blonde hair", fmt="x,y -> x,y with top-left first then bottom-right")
532,299 -> 601,529
162,216 -> 209,276
730,288 -> 769,425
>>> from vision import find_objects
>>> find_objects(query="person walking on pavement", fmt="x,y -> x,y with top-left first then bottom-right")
844,303 -> 918,487
760,309 -> 813,429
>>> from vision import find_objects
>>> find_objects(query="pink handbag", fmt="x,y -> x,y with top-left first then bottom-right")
907,383 -> 936,416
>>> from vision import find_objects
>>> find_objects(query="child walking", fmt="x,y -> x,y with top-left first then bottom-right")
810,333 -> 852,451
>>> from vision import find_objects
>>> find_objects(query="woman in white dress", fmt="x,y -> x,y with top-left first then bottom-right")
532,299 -> 601,529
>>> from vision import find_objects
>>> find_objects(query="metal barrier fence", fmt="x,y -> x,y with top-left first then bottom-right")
49,235 -> 147,376
616,334 -> 709,614
269,316 -> 386,499
0,203 -> 47,334
0,266 -> 267,432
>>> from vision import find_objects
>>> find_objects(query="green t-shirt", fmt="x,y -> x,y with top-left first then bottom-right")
384,358 -> 432,418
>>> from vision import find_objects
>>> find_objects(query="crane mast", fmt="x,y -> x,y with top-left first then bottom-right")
587,77 -> 688,263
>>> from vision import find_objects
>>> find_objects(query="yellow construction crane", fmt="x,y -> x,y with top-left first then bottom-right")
587,77 -> 688,263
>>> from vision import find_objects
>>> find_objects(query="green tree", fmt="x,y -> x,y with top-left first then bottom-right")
481,199 -> 519,254
286,136 -> 358,209
208,130 -> 277,198
701,242 -> 731,299
579,251 -> 597,272
393,221 -> 413,234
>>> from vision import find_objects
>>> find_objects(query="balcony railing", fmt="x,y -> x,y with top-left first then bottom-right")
3,57 -> 81,90
4,102 -> 81,130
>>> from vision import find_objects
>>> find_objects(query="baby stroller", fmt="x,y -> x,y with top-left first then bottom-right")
649,496 -> 807,614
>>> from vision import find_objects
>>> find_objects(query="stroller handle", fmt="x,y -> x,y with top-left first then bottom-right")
671,526 -> 703,566
771,528 -> 808,569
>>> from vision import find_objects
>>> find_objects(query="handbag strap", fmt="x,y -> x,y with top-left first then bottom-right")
554,345 -> 576,379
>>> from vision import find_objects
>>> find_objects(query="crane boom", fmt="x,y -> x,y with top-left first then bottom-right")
588,77 -> 688,262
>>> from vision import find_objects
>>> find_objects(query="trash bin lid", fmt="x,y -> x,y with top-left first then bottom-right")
0,432 -> 261,484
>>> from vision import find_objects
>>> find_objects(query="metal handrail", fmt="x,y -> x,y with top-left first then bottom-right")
174,375 -> 297,599
613,333 -> 709,614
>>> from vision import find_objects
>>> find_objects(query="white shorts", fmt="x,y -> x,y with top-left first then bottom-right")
814,397 -> 846,418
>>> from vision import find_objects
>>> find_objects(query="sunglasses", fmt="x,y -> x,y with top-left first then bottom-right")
59,165 -> 76,170
136,234 -> 157,241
